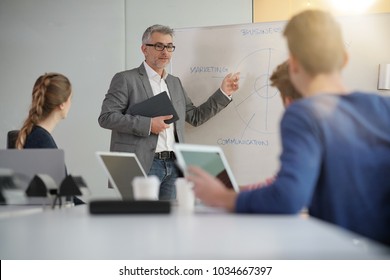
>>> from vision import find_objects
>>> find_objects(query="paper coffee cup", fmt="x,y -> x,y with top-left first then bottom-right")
175,178 -> 195,212
132,175 -> 160,200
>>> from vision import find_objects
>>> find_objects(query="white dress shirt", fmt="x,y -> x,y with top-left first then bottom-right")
143,61 -> 175,153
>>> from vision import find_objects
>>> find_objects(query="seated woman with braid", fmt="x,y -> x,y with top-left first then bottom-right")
15,73 -> 83,205
16,73 -> 72,149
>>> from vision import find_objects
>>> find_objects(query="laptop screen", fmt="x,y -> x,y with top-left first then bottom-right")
0,149 -> 66,205
0,149 -> 66,190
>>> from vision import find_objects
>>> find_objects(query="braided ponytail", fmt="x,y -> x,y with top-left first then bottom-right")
16,73 -> 72,149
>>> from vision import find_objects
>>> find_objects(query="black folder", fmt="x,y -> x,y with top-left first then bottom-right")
127,91 -> 179,124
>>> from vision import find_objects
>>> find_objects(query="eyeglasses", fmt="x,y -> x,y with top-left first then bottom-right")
145,43 -> 176,52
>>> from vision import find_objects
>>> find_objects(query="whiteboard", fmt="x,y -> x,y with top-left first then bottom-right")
171,14 -> 390,185
171,21 -> 288,185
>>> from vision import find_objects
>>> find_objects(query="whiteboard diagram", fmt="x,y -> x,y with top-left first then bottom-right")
171,21 -> 288,184
233,47 -> 286,135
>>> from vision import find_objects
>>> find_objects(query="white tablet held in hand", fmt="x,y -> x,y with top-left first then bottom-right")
173,143 -> 239,192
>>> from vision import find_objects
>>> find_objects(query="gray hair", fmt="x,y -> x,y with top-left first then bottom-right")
142,24 -> 174,44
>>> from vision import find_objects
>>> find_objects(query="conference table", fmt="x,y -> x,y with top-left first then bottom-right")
0,204 -> 389,260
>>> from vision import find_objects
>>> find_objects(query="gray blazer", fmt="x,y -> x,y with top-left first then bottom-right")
98,63 -> 231,173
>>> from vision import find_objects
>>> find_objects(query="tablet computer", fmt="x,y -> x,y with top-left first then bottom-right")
96,151 -> 147,200
127,91 -> 179,124
173,143 -> 239,192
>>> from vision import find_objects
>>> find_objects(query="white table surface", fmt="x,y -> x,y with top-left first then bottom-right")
0,204 -> 389,260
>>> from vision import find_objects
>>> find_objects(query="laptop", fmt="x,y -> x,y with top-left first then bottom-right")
0,149 -> 66,205
96,151 -> 147,200
173,143 -> 239,192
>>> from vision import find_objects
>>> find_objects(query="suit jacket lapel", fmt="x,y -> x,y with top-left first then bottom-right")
138,63 -> 154,99
165,75 -> 179,104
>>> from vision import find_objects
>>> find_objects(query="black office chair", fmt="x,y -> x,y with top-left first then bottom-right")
7,130 -> 19,149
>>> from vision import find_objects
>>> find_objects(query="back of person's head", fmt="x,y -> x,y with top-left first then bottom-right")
142,24 -> 174,44
15,73 -> 72,149
283,9 -> 346,76
270,61 -> 302,106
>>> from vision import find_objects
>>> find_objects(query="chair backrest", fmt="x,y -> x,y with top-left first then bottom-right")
7,130 -> 19,149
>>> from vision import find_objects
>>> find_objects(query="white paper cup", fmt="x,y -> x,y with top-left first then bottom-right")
175,178 -> 195,212
132,175 -> 160,200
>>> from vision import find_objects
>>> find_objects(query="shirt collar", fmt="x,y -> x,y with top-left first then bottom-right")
143,61 -> 168,81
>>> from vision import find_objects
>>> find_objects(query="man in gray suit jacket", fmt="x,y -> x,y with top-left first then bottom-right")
98,24 -> 240,200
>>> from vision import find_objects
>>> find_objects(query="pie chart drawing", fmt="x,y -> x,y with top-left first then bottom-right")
233,48 -> 286,134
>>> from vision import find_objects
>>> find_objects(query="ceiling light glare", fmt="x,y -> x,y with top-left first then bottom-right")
330,0 -> 376,14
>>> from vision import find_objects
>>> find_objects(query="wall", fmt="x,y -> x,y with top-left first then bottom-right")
0,0 -> 125,198
0,0 -> 252,199
125,0 -> 253,69
253,0 -> 390,22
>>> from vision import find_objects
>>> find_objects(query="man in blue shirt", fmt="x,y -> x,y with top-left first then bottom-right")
187,10 -> 390,246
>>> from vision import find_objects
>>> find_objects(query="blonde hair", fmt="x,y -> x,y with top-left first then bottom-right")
16,73 -> 72,149
283,9 -> 346,76
270,61 -> 302,103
